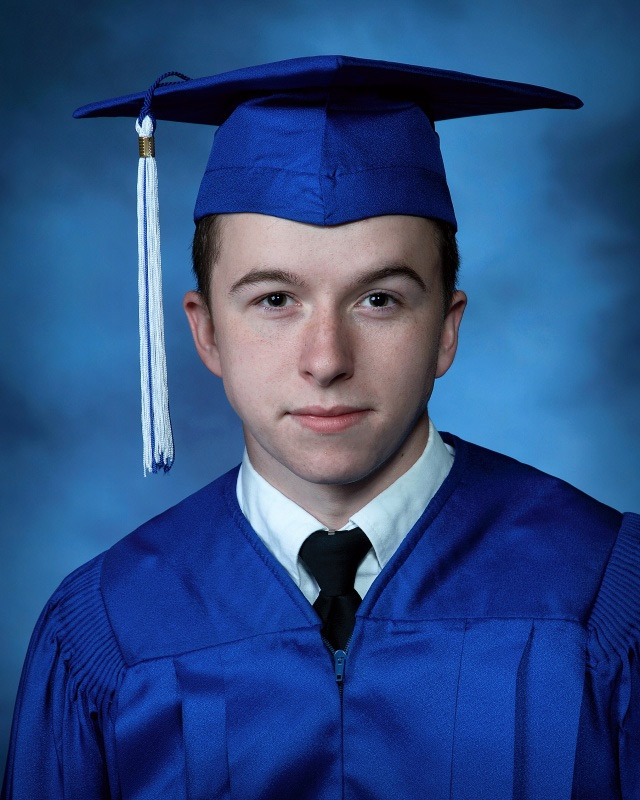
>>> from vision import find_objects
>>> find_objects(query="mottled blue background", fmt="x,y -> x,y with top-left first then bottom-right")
1,0 -> 639,766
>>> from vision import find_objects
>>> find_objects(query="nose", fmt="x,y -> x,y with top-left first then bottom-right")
299,307 -> 354,387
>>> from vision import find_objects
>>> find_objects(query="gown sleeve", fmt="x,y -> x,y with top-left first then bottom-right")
588,511 -> 640,799
1,554 -> 125,800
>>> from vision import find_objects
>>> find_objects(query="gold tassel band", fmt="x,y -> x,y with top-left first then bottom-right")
138,136 -> 155,158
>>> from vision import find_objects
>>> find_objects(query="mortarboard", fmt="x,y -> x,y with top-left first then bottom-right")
73,55 -> 582,474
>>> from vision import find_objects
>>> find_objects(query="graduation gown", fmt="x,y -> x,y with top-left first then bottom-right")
2,434 -> 639,799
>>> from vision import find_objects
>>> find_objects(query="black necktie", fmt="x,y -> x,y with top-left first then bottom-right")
299,527 -> 372,651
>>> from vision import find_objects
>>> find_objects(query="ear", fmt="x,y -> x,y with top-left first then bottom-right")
436,290 -> 467,378
183,290 -> 223,378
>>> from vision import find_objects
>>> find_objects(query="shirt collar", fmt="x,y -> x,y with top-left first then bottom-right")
351,419 -> 453,568
237,418 -> 454,588
237,454 -> 323,587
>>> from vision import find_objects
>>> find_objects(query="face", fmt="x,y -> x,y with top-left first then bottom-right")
184,213 -> 465,494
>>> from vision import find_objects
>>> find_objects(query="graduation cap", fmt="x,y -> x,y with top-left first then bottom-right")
74,54 -> 582,474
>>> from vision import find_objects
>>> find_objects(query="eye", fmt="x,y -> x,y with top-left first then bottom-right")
258,292 -> 295,308
361,292 -> 397,308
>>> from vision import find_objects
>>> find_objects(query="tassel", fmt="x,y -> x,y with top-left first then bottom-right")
136,113 -> 174,474
133,71 -> 189,474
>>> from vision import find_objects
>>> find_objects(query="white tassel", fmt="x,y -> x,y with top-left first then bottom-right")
136,114 -> 174,474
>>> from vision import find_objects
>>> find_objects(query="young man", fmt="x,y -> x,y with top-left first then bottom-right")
2,56 -> 639,799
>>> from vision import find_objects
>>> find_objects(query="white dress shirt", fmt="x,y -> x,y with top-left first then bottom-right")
236,418 -> 454,604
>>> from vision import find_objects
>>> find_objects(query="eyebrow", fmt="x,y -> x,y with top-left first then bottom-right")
228,263 -> 427,295
351,264 -> 427,293
229,268 -> 308,295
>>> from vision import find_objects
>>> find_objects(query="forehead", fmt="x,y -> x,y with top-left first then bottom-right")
214,213 -> 440,279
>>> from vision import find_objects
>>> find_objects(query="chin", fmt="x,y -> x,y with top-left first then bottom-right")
285,450 -> 389,487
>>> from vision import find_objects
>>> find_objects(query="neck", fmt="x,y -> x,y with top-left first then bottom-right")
247,413 -> 430,529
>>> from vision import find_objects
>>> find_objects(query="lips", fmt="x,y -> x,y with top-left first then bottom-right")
288,406 -> 371,433
290,405 -> 365,417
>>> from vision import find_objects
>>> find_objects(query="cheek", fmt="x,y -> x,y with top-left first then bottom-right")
371,319 -> 441,375
215,327 -> 290,415
381,324 -> 442,403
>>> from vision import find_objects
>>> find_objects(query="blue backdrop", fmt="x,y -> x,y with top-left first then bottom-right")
1,0 -> 639,766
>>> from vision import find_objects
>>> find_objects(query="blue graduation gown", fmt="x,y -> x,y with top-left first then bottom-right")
2,434 -> 639,799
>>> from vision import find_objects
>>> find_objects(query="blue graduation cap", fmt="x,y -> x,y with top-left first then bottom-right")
74,55 -> 582,474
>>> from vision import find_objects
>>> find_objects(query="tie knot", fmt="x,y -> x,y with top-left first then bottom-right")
299,527 -> 372,597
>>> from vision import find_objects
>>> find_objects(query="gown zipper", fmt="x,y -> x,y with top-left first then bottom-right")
322,634 -> 355,798
323,635 -> 353,697
333,650 -> 346,685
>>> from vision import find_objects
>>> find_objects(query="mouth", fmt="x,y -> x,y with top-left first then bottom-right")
287,406 -> 371,434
